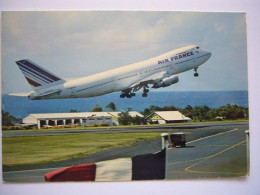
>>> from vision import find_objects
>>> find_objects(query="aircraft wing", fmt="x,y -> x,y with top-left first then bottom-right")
129,71 -> 169,92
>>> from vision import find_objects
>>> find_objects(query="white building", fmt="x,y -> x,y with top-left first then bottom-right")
146,111 -> 192,124
23,112 -> 113,129
23,111 -> 144,129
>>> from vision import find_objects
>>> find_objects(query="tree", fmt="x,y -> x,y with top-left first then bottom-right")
70,109 -> 79,113
91,104 -> 103,112
2,110 -> 21,126
118,111 -> 132,125
106,102 -> 116,111
161,105 -> 178,111
141,108 -> 151,117
132,115 -> 146,125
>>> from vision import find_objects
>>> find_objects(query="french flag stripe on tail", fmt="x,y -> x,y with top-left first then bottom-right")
18,63 -> 54,83
19,66 -> 50,85
45,149 -> 166,182
16,59 -> 63,89
17,60 -> 61,82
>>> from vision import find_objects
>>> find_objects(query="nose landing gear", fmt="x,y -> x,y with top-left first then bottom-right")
194,68 -> 199,77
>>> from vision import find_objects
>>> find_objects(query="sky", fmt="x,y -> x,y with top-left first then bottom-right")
1,11 -> 248,94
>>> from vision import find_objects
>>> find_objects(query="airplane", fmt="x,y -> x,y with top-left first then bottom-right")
10,45 -> 211,100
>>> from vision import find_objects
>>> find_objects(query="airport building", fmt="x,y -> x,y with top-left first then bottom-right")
146,111 -> 192,124
23,111 -> 144,129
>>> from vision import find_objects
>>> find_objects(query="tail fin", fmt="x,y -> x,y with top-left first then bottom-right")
16,59 -> 65,90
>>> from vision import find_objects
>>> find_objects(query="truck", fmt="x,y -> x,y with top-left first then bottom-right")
170,132 -> 186,147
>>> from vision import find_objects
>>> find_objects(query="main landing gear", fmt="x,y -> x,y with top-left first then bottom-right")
120,86 -> 149,98
120,90 -> 136,98
194,68 -> 199,77
142,86 -> 149,97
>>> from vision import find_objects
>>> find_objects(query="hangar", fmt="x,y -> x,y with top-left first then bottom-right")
23,111 -> 144,129
23,112 -> 113,129
146,111 -> 192,124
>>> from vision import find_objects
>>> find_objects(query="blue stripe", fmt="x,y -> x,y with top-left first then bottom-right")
19,67 -> 49,84
17,62 -> 54,83
21,60 -> 60,81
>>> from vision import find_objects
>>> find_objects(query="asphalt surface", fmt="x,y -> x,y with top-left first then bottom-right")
2,122 -> 249,182
2,122 -> 247,137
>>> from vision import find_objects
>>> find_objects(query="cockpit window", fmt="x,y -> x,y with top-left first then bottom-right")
196,47 -> 200,49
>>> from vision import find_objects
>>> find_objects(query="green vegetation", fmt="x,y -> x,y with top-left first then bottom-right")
91,104 -> 103,112
141,104 -> 249,122
2,110 -> 21,126
180,104 -> 249,122
116,104 -> 248,125
118,111 -> 146,125
2,132 -> 162,166
70,109 -> 80,113
106,102 -> 116,111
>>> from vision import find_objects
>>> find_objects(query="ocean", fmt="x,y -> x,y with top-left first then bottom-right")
2,91 -> 248,119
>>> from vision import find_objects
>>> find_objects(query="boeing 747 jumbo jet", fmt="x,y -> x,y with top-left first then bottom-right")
11,45 -> 211,100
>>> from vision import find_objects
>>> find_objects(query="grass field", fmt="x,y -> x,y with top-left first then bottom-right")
2,132 -> 163,166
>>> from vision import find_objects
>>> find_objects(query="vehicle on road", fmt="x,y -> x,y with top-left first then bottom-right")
170,132 -> 186,147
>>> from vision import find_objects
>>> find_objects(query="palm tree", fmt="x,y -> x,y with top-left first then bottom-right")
106,102 -> 116,111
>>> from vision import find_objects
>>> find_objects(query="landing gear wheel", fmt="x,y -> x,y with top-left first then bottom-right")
120,94 -> 126,98
194,72 -> 199,77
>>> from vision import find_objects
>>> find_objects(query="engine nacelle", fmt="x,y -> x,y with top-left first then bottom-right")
152,75 -> 179,88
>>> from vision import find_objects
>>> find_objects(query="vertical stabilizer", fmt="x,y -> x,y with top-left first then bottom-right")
16,59 -> 65,90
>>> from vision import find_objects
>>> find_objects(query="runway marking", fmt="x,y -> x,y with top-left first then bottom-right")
186,128 -> 239,144
184,140 -> 246,175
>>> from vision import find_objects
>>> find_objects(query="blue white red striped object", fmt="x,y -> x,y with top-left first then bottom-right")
16,59 -> 63,89
45,149 -> 166,182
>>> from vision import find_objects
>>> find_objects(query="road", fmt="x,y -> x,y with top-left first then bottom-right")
2,122 -> 247,137
2,122 -> 249,182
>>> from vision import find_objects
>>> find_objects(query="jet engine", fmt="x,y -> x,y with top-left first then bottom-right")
152,75 -> 179,88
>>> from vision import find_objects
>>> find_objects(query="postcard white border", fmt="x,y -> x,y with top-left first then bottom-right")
0,0 -> 259,195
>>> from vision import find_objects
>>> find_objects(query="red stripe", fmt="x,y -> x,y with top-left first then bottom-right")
25,77 -> 42,87
45,163 -> 96,182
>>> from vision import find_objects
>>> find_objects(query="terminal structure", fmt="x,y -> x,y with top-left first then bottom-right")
146,111 -> 192,124
23,111 -> 144,129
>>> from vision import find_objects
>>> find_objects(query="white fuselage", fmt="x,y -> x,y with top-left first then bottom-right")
28,45 -> 211,100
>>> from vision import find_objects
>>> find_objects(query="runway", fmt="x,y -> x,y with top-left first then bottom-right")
2,122 -> 249,182
167,127 -> 248,179
2,122 -> 247,137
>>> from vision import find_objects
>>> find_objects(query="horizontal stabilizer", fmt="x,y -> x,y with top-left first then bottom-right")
8,92 -> 29,97
37,89 -> 61,98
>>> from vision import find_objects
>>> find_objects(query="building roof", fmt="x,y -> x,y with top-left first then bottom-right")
24,111 -> 143,120
148,111 -> 191,121
108,111 -> 144,119
25,112 -> 112,120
